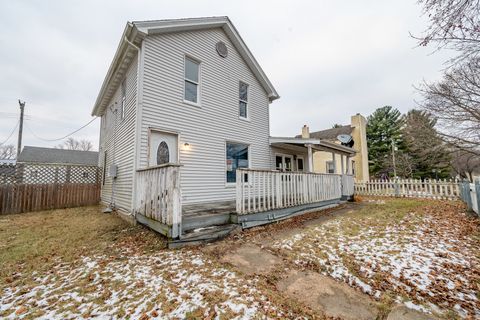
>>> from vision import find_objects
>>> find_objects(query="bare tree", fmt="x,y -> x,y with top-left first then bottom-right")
451,149 -> 480,181
56,137 -> 94,151
0,144 -> 16,160
417,58 -> 480,153
415,0 -> 480,63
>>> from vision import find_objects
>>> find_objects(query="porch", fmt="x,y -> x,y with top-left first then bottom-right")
133,164 -> 354,245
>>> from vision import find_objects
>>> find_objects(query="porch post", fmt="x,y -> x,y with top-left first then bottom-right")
307,144 -> 313,173
346,156 -> 351,174
332,152 -> 337,174
341,154 -> 345,174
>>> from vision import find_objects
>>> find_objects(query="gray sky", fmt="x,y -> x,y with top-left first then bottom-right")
0,0 -> 454,151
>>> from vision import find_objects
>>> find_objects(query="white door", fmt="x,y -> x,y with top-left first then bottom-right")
149,130 -> 178,166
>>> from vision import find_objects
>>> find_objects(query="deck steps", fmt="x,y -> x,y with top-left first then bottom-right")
168,224 -> 239,249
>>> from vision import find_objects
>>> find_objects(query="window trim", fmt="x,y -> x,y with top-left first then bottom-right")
225,140 -> 250,187
326,160 -> 335,174
238,81 -> 249,120
183,55 -> 201,107
274,153 -> 294,172
296,156 -> 305,172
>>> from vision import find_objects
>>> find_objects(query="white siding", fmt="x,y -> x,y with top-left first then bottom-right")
99,54 -> 138,212
140,28 -> 272,204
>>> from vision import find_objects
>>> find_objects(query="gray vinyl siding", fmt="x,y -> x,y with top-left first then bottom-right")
99,54 -> 138,212
140,28 -> 271,204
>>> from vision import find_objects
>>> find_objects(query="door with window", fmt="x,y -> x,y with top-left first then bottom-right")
275,154 -> 293,172
149,130 -> 178,167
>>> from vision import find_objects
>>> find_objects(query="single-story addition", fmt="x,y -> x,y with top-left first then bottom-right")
92,16 -> 356,246
16,146 -> 99,184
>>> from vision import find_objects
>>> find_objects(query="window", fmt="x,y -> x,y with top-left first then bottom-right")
184,57 -> 200,104
226,142 -> 249,183
297,157 -> 304,172
156,141 -> 170,165
239,82 -> 248,118
275,155 -> 293,172
120,80 -> 126,119
326,161 -> 335,174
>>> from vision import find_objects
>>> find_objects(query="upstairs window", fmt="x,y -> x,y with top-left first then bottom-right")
184,57 -> 200,104
239,82 -> 248,118
120,80 -> 126,119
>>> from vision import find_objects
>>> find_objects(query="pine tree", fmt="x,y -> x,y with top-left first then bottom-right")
402,109 -> 451,179
366,106 -> 404,177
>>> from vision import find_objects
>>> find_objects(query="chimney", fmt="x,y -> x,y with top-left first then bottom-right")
301,125 -> 310,139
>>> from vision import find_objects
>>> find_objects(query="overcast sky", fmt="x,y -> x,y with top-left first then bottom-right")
0,0 -> 454,152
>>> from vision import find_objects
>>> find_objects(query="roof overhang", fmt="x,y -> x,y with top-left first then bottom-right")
91,16 -> 279,116
270,136 -> 356,156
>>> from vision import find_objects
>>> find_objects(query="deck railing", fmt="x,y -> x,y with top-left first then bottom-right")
341,174 -> 354,197
236,169 -> 343,215
355,179 -> 461,200
134,164 -> 182,238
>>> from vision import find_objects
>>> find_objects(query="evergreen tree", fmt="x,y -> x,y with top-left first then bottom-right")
402,109 -> 451,179
366,106 -> 404,177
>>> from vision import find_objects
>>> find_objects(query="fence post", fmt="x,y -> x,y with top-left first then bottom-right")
394,179 -> 400,197
475,180 -> 480,216
462,181 -> 473,211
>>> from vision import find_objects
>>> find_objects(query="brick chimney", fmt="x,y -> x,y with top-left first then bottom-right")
301,125 -> 310,139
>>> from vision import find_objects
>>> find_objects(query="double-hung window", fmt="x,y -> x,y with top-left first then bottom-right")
226,142 -> 249,183
120,80 -> 126,119
239,82 -> 248,118
326,161 -> 335,174
184,57 -> 200,104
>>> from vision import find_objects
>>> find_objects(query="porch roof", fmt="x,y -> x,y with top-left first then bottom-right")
269,136 -> 356,156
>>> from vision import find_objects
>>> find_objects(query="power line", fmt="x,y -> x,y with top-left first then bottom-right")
25,117 -> 98,142
0,120 -> 19,146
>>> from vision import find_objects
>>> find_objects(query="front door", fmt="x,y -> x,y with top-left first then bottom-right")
275,154 -> 293,171
149,130 -> 178,166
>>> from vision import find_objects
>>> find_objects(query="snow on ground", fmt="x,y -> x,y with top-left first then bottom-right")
273,203 -> 480,318
1,250 -> 286,319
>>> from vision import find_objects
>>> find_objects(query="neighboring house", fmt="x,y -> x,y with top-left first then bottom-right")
16,146 -> 99,184
296,114 -> 369,182
92,17 -> 356,243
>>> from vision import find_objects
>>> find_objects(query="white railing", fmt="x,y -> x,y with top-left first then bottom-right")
341,174 -> 354,197
355,179 -> 460,200
134,164 -> 182,238
236,169 -> 342,215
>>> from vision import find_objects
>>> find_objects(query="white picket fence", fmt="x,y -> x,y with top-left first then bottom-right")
355,179 -> 461,200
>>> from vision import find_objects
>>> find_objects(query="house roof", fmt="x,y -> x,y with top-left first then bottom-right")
91,16 -> 279,116
269,137 -> 356,156
296,125 -> 353,141
17,146 -> 99,166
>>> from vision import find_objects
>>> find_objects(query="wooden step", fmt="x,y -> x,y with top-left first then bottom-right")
168,224 -> 239,249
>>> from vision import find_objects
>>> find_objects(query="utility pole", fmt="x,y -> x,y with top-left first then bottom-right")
17,100 -> 25,158
391,140 -> 397,178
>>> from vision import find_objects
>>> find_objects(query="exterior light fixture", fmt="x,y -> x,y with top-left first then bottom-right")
183,142 -> 191,150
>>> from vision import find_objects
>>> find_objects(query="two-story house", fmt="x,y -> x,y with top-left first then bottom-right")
93,17 -> 355,245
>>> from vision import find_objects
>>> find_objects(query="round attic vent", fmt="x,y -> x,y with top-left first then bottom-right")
216,41 -> 228,58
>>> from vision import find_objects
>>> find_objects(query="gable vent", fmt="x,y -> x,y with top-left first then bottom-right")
216,41 -> 228,58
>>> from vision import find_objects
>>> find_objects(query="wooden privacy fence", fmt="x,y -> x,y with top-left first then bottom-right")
134,164 -> 182,238
355,179 -> 461,200
236,169 -> 344,215
0,183 -> 100,215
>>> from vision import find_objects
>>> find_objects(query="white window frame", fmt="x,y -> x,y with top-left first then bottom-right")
183,55 -> 201,107
120,79 -> 126,120
326,160 -> 335,174
225,140 -> 250,187
239,81 -> 249,121
275,153 -> 294,172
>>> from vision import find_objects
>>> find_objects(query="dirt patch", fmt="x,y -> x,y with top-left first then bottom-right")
386,305 -> 439,320
277,270 -> 379,320
220,244 -> 281,275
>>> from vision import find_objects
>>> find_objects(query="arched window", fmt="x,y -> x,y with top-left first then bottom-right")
156,141 -> 170,165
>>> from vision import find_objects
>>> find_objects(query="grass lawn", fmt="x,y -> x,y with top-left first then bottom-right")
272,198 -> 480,319
0,206 -> 297,319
